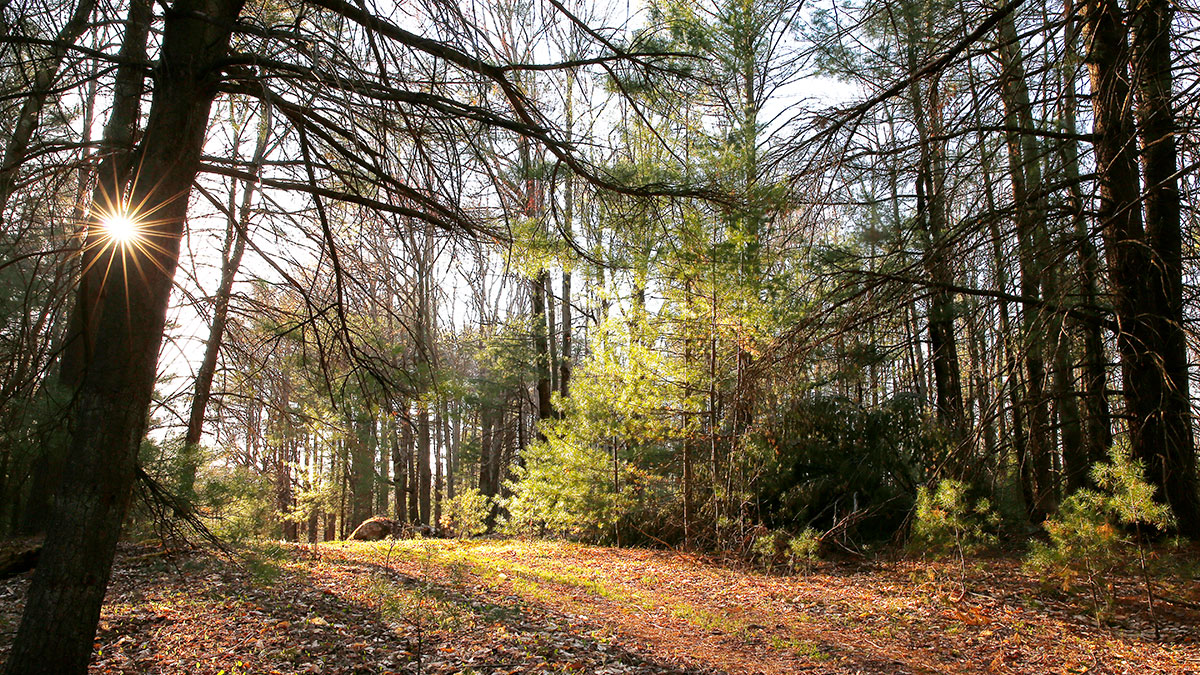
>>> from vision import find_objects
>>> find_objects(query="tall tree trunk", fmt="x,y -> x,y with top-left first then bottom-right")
418,402 -> 431,525
446,398 -> 453,499
479,405 -> 495,497
1128,0 -> 1200,533
1083,0 -> 1200,534
546,275 -> 559,397
996,15 -> 1057,518
20,0 -> 151,536
276,374 -> 297,541
324,511 -> 336,541
407,408 -> 419,523
533,271 -> 552,433
1,1 -> 246,671
396,403 -> 412,524
559,70 -> 575,401
434,403 -> 444,527
682,283 -> 696,549
1059,0 -> 1110,486
908,70 -> 966,464
375,414 -> 388,515
350,409 -> 374,529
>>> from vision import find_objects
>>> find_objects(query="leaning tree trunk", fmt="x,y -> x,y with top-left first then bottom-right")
19,0 -> 151,537
1,1 -> 246,672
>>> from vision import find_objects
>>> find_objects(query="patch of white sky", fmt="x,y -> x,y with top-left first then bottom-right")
111,0 -> 867,438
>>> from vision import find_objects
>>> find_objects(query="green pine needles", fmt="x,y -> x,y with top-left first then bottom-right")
1027,445 -> 1174,628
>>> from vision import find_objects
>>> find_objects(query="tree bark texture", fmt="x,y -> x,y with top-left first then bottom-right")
2,1 -> 246,671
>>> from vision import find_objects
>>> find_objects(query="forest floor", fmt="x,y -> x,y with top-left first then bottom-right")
1,538 -> 1198,674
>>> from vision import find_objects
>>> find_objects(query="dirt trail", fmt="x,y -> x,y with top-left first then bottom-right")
1,539 -> 1197,674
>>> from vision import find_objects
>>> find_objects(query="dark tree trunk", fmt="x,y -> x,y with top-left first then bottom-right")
547,275 -> 558,397
20,0 -> 151,536
391,402 -> 409,524
997,16 -> 1057,518
1,1 -> 246,671
533,272 -> 552,434
448,403 -> 460,500
276,376 -> 296,541
1058,1 -> 1111,488
324,511 -> 336,542
349,411 -> 374,529
561,273 -> 572,400
1083,0 -> 1200,535
417,403 -> 431,524
377,413 -> 390,516
1128,0 -> 1200,534
909,72 -> 966,462
560,72 -> 574,402
479,406 -> 495,497
434,403 -> 444,526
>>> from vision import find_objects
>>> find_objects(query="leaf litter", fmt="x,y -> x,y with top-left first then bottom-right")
0,539 -> 1196,674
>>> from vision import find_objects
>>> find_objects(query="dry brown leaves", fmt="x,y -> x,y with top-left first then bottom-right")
0,540 -> 1196,675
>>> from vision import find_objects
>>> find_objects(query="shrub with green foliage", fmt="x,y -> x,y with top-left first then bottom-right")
909,479 -> 998,560
503,439 -> 630,541
195,464 -> 277,542
753,394 -> 934,542
442,487 -> 491,538
751,527 -> 823,574
287,480 -> 338,533
1027,446 -> 1174,623
752,529 -> 791,571
504,317 -> 675,544
788,528 -> 822,574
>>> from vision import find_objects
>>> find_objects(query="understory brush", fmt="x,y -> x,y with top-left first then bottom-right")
908,479 -> 999,587
442,487 -> 491,538
751,527 -> 823,574
1026,447 -> 1174,630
